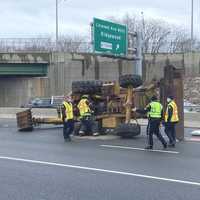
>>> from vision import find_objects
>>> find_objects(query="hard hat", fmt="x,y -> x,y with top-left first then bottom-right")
82,95 -> 89,99
167,95 -> 174,100
151,95 -> 158,101
64,95 -> 72,102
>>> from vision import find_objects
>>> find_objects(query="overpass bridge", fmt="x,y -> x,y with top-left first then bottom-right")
0,52 -> 49,76
0,52 -> 50,107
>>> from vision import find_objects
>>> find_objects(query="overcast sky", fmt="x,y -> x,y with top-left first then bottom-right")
0,0 -> 199,39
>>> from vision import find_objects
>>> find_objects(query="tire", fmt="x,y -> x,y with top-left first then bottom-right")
119,74 -> 142,88
115,123 -> 141,138
72,81 -> 81,93
72,80 -> 103,94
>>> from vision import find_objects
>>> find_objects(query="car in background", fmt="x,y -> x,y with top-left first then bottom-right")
21,98 -> 52,108
21,96 -> 64,108
184,99 -> 200,113
50,96 -> 64,107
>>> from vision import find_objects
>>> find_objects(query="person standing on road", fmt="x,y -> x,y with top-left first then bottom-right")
164,96 -> 179,147
62,95 -> 74,142
77,95 -> 99,136
133,96 -> 167,149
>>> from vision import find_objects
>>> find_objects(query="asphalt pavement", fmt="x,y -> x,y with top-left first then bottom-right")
0,119 -> 200,200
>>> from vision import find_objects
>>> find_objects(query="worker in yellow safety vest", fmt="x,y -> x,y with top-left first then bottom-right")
77,95 -> 92,118
77,95 -> 99,136
133,95 -> 167,150
62,95 -> 74,142
164,95 -> 179,147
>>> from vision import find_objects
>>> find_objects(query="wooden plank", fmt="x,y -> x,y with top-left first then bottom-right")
96,113 -> 125,120
16,109 -> 33,131
102,116 -> 124,128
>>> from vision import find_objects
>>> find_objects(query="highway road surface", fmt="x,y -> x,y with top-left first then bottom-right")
0,119 -> 199,200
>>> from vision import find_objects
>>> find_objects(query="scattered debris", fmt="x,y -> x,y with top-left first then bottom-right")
184,77 -> 200,112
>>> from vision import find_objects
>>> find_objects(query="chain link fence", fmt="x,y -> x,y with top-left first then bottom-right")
0,38 -> 93,53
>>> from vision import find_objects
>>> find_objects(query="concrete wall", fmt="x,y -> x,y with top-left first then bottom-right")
0,52 -> 49,63
0,77 -> 49,107
1,51 -> 200,107
0,52 -> 134,106
47,53 -> 133,96
0,52 -> 50,107
144,52 -> 200,82
143,53 -> 184,82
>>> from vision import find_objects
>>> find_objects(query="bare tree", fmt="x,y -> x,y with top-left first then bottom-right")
109,15 -> 171,54
0,35 -> 90,53
0,13 -> 195,54
108,14 -> 193,54
57,35 -> 86,52
167,26 -> 191,53
134,18 -> 171,54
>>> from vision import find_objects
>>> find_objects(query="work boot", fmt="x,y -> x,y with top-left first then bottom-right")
168,143 -> 175,148
163,144 -> 167,149
145,146 -> 153,150
79,131 -> 85,137
93,132 -> 100,136
64,136 -> 71,142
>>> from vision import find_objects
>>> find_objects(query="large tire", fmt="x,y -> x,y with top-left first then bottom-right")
115,123 -> 141,138
72,80 -> 103,94
119,74 -> 142,88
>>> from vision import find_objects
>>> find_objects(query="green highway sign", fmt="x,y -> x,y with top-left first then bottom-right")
93,18 -> 128,56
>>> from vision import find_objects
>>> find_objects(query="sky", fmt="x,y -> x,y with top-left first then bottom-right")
0,0 -> 199,39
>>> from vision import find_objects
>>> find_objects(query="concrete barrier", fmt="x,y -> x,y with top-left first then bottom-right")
0,107 -> 58,118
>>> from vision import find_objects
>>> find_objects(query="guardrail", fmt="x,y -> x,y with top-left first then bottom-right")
184,105 -> 200,112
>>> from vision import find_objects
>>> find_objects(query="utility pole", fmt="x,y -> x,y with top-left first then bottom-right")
56,0 -> 58,50
135,32 -> 143,76
141,11 -> 145,80
134,12 -> 145,77
191,0 -> 194,51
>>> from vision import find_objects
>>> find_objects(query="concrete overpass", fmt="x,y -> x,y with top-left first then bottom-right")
0,51 -> 190,107
0,52 -> 49,106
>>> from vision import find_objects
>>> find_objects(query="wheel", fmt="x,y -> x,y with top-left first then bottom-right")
115,123 -> 141,138
72,80 -> 103,94
119,74 -> 142,88
72,81 -> 81,93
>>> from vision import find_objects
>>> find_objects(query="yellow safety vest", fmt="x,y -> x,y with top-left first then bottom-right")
165,100 -> 179,122
148,101 -> 162,118
77,99 -> 91,118
63,101 -> 73,120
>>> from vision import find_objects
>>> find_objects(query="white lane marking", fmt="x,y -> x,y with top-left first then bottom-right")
186,137 -> 200,142
101,145 -> 179,154
0,156 -> 199,186
184,140 -> 200,144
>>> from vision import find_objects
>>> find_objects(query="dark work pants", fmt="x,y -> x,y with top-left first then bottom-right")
146,120 -> 150,135
80,117 -> 98,135
63,119 -> 74,139
165,122 -> 176,145
146,120 -> 150,145
149,119 -> 167,147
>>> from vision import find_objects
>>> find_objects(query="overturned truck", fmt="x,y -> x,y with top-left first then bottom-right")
16,73 -> 158,138
17,64 -> 184,140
